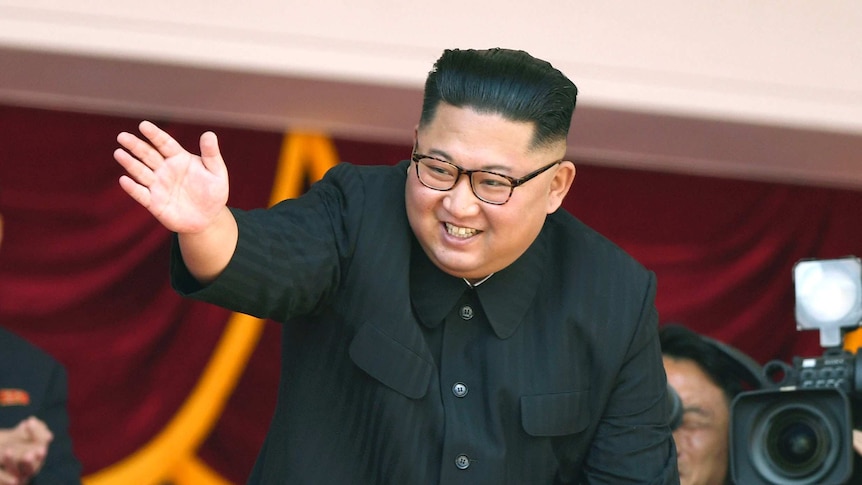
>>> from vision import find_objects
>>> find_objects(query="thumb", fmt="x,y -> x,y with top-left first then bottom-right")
199,131 -> 226,176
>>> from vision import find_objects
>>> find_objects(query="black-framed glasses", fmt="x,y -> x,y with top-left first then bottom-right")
410,153 -> 562,205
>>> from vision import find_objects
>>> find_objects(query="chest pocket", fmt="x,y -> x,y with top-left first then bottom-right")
521,390 -> 591,437
348,320 -> 433,399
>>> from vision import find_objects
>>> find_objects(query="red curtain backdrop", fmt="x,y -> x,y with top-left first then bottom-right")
1,105 -> 860,482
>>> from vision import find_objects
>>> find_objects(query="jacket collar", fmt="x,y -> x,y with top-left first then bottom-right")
410,232 -> 545,339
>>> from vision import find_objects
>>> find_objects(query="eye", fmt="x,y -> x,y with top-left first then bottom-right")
476,174 -> 512,188
423,159 -> 456,177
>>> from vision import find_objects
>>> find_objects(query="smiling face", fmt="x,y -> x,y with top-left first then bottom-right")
664,356 -> 731,485
405,103 -> 575,281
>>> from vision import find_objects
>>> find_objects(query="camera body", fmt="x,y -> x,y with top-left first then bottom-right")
767,349 -> 862,395
729,350 -> 859,485
729,256 -> 862,484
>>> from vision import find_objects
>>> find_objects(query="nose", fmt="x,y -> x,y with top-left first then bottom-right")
443,175 -> 481,217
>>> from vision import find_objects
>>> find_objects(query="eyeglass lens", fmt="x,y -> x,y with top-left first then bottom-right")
416,158 -> 512,204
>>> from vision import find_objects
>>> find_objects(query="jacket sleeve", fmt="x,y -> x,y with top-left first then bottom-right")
170,162 -> 363,323
33,361 -> 83,485
581,272 -> 679,484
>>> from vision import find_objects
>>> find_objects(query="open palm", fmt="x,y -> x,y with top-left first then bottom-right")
114,121 -> 230,234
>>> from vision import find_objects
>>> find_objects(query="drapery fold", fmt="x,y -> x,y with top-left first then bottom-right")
1,105 -> 860,483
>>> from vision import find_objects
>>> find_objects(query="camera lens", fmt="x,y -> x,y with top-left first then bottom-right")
731,388 -> 852,485
752,404 -> 838,482
766,412 -> 827,475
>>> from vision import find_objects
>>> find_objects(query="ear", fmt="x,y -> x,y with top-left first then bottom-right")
409,126 -> 420,173
546,161 -> 576,214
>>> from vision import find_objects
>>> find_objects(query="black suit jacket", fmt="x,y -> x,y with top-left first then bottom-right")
0,327 -> 82,484
172,160 -> 678,484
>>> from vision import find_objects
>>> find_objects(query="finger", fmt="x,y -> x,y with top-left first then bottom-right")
116,131 -> 165,172
0,467 -> 18,485
15,449 -> 43,478
198,131 -> 227,176
139,120 -> 187,160
0,454 -> 17,481
114,148 -> 157,188
119,175 -> 153,209
21,418 -> 51,444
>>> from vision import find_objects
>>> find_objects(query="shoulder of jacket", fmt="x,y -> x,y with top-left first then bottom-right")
545,211 -> 649,276
0,327 -> 59,369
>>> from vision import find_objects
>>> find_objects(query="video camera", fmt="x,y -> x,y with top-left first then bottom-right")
730,256 -> 862,485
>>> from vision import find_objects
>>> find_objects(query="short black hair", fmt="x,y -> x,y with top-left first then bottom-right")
419,48 -> 578,149
660,324 -> 765,402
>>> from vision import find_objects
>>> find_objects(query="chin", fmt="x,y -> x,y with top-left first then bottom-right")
439,265 -> 479,280
432,256 -> 485,279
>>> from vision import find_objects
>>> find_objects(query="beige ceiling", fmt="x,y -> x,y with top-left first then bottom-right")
1,1 -> 860,189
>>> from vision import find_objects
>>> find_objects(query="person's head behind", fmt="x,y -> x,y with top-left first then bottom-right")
660,324 -> 763,485
407,48 -> 579,282
419,48 -> 577,149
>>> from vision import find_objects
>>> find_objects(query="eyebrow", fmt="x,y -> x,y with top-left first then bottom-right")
682,406 -> 714,418
420,147 -> 512,174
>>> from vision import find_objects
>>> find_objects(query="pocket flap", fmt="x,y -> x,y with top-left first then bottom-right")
521,391 -> 591,437
349,321 -> 433,399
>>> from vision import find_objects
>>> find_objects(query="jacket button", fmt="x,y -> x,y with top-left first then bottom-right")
455,454 -> 470,470
460,305 -> 474,320
452,382 -> 468,398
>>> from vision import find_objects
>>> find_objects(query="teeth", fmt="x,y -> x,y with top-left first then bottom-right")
446,223 -> 478,238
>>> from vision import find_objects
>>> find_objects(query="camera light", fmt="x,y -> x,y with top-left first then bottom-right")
794,257 -> 862,348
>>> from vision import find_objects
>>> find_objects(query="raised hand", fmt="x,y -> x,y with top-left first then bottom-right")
114,121 -> 230,234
